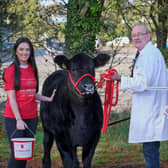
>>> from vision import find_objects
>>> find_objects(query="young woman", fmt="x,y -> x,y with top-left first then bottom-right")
3,37 -> 56,168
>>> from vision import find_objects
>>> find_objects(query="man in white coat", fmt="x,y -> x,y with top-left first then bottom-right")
111,23 -> 168,168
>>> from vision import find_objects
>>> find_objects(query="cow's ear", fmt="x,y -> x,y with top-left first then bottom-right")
94,53 -> 110,67
54,55 -> 69,69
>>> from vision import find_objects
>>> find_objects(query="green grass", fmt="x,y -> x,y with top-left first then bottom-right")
1,111 -> 168,167
93,111 -> 144,167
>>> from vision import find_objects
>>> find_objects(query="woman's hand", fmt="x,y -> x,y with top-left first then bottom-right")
16,119 -> 28,130
35,89 -> 56,102
48,89 -> 56,102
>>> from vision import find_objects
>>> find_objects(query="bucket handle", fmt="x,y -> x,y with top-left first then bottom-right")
10,127 -> 35,139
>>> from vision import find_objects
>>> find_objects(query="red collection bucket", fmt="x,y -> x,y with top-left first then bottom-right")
11,128 -> 36,160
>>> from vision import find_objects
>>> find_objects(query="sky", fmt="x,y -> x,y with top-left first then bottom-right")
40,0 -> 68,6
128,0 -> 135,4
39,0 -> 67,23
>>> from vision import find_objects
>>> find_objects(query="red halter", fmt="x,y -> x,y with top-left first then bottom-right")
68,70 -> 95,95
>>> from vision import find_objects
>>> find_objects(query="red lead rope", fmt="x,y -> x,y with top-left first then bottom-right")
95,69 -> 119,134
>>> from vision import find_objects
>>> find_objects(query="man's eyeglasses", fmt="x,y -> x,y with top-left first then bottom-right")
132,32 -> 148,38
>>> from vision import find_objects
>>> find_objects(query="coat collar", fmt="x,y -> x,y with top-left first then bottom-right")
139,41 -> 152,55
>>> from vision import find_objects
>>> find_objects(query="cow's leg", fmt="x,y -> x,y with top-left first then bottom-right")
56,143 -> 79,168
42,130 -> 54,168
82,134 -> 100,168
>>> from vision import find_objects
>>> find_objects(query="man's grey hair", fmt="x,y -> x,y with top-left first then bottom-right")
132,23 -> 149,33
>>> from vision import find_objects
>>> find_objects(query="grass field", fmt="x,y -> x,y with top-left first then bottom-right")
0,111 -> 168,168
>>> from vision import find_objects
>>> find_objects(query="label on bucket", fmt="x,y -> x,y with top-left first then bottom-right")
13,142 -> 33,159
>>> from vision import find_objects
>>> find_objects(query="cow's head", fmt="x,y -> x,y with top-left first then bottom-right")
54,53 -> 110,96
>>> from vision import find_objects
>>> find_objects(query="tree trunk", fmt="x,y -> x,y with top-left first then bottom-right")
156,28 -> 167,49
65,0 -> 105,58
156,0 -> 168,49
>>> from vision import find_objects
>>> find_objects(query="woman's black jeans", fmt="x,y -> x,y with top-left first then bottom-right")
4,117 -> 38,168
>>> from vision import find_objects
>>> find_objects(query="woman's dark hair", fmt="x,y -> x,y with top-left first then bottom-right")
13,37 -> 39,92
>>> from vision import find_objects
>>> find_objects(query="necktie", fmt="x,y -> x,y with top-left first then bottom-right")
130,50 -> 140,77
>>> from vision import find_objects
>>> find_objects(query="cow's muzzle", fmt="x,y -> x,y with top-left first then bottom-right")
68,70 -> 95,96
81,83 -> 95,95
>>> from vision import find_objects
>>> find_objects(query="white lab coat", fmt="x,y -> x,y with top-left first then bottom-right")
121,41 -> 168,143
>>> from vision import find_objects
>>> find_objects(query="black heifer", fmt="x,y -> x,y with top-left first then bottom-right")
40,53 -> 110,168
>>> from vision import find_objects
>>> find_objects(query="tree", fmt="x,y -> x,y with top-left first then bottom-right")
150,0 -> 168,49
0,0 -> 65,45
99,0 -> 130,42
118,0 -> 168,50
0,0 -> 12,49
65,0 -> 105,57
7,0 -> 51,42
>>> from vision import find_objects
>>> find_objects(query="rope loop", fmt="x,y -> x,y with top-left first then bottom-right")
95,69 -> 119,134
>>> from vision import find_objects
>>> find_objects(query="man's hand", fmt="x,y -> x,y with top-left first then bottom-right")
164,105 -> 168,117
110,71 -> 121,81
